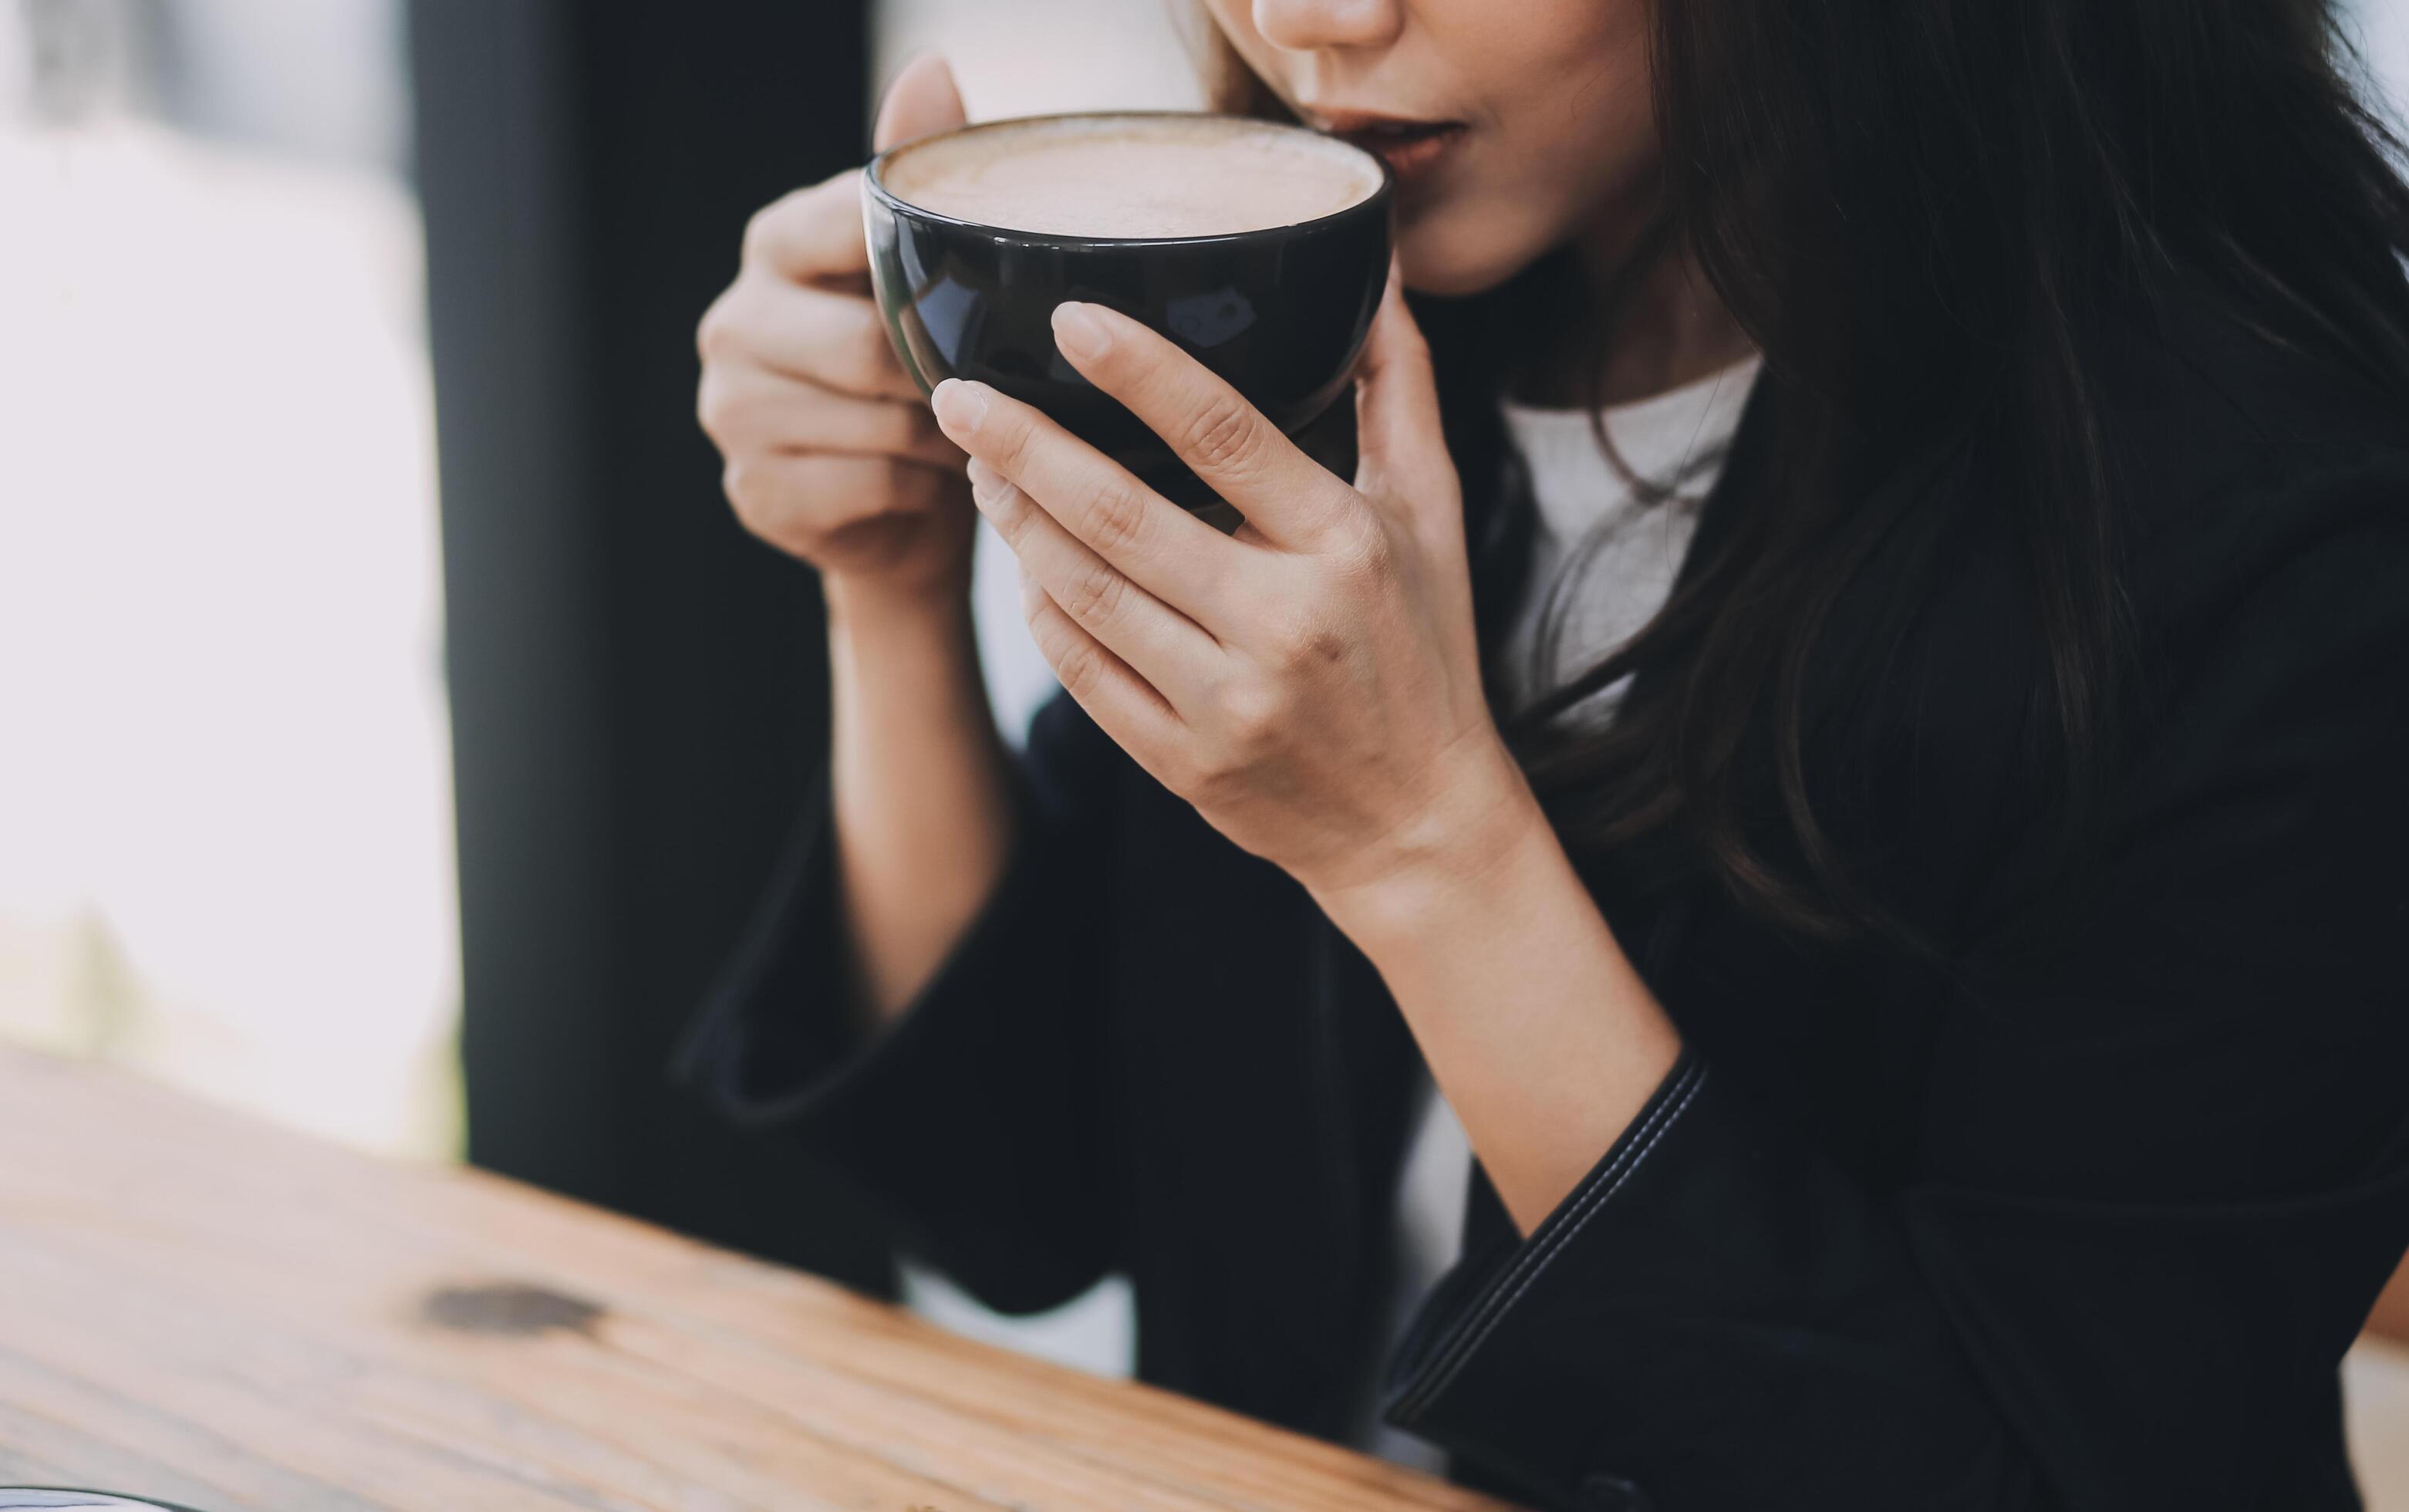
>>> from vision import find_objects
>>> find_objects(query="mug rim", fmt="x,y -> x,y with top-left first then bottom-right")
863,109 -> 1395,250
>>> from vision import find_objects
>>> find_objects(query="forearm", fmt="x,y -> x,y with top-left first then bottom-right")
1315,776 -> 1682,1233
825,575 -> 1014,1024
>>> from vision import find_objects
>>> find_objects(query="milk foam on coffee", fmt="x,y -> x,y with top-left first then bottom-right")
881,115 -> 1384,239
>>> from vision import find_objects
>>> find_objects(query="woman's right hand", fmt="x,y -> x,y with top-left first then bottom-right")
697,56 -> 973,603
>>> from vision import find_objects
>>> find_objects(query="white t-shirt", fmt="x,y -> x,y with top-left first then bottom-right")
1370,356 -> 1760,1471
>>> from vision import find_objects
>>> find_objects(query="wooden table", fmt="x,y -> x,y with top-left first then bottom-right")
0,1045 -> 1514,1510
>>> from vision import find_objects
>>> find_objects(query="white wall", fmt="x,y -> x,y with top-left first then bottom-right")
0,0 -> 459,1160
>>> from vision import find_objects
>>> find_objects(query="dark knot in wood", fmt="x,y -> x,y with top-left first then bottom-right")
417,1281 -> 605,1338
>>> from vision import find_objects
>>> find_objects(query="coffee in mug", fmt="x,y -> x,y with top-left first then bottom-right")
879,115 -> 1386,240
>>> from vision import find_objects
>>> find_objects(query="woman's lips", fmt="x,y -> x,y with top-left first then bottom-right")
1314,111 -> 1469,182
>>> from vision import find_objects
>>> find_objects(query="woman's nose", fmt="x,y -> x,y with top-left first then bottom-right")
1250,0 -> 1403,52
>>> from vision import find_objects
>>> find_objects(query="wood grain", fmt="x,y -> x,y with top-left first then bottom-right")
0,1045 -> 1517,1511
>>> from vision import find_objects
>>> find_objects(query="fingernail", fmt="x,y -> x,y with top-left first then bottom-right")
1051,302 -> 1111,362
931,378 -> 988,437
965,456 -> 998,503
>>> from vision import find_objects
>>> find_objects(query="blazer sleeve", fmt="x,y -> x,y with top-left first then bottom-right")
675,690 -> 1124,1315
1383,459 -> 2409,1511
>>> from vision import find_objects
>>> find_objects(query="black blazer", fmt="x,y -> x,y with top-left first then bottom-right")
680,302 -> 2409,1512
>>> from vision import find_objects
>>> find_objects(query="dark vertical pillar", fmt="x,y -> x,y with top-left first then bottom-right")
409,0 -> 891,1292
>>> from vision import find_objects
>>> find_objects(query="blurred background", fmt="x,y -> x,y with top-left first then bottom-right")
2,0 -> 2406,1493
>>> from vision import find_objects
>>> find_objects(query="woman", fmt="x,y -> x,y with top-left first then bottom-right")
683,0 -> 2409,1505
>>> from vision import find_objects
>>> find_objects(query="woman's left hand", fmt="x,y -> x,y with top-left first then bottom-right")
928,266 -> 1544,914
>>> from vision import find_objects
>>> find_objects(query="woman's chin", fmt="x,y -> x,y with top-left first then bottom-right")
1396,221 -> 1554,300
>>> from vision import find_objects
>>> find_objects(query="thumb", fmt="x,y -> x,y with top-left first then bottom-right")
1353,261 -> 1452,494
873,53 -> 967,154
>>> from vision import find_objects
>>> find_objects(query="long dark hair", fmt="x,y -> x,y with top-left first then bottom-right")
1203,2 -> 2409,941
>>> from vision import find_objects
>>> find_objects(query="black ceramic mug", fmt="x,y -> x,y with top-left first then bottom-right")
861,112 -> 1392,531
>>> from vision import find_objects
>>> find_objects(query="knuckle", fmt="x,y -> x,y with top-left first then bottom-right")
1278,616 -> 1350,673
740,204 -> 782,268
1333,514 -> 1395,586
743,177 -> 850,270
1258,600 -> 1316,657
696,293 -> 741,363
1051,637 -> 1105,699
1191,758 -> 1243,805
722,460 -> 766,523
984,410 -> 1034,471
1179,393 -> 1262,475
1061,557 -> 1127,626
815,168 -> 863,212
695,372 -> 739,440
727,456 -> 826,537
1074,475 -> 1146,556
1150,749 -> 1200,795
1214,677 -> 1283,746
980,474 -> 1033,537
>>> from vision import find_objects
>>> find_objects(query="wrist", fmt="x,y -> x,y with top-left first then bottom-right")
1309,741 -> 1558,954
825,567 -> 990,752
824,568 -> 973,646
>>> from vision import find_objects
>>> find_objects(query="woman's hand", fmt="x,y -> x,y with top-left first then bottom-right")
701,57 -> 1017,1026
697,55 -> 974,604
936,270 -> 1683,1230
929,269 -> 1544,915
